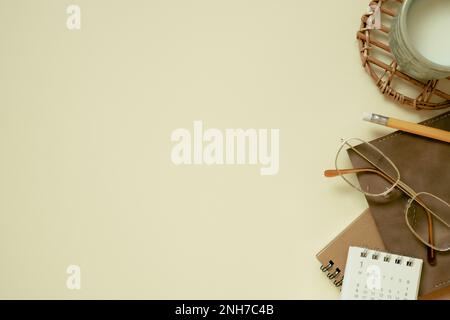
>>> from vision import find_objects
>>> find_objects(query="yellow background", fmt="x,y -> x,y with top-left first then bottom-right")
0,0 -> 445,299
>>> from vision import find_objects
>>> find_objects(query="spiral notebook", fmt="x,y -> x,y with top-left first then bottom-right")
341,247 -> 423,300
316,208 -> 385,288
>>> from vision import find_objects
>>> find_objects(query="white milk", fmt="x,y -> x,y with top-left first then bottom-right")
407,0 -> 450,66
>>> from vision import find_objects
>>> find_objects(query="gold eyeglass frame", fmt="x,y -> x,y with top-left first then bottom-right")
325,138 -> 450,263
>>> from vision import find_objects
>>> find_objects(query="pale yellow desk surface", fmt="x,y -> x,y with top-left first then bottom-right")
0,0 -> 445,299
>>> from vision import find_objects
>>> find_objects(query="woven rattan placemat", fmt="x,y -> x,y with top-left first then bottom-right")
357,0 -> 450,110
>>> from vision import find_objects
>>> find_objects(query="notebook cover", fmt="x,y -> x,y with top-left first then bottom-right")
316,208 -> 385,287
419,285 -> 450,300
348,111 -> 450,296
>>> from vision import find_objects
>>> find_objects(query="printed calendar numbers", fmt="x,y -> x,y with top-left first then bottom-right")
341,247 -> 423,300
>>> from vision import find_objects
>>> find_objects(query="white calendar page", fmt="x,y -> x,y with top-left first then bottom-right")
341,247 -> 423,300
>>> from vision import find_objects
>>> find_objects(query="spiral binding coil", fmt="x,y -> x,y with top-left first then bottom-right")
320,260 -> 343,288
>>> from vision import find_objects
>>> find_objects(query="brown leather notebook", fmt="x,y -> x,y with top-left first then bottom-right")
316,208 -> 385,288
348,111 -> 450,296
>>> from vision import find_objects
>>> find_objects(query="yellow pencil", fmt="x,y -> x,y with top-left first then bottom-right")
363,113 -> 450,143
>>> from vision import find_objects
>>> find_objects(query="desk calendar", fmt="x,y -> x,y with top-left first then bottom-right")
341,247 -> 423,300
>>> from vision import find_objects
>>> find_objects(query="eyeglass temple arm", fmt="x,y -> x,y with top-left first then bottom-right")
324,168 -> 381,178
325,168 -> 396,185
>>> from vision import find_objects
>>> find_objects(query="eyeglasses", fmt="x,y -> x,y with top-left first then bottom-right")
324,138 -> 450,263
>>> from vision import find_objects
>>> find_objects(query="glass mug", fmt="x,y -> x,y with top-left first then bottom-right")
389,0 -> 450,80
